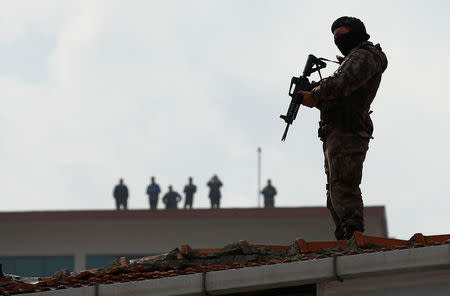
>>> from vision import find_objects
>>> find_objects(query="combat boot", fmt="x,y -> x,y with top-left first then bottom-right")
342,224 -> 364,240
334,225 -> 346,240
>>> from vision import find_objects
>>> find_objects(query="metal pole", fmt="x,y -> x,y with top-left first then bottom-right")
257,147 -> 261,208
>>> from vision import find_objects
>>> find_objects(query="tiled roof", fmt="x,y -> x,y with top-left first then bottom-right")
1,232 -> 449,295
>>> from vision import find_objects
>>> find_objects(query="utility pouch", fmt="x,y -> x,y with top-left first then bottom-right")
318,121 -> 331,141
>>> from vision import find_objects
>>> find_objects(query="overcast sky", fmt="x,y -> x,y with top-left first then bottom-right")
1,0 -> 449,239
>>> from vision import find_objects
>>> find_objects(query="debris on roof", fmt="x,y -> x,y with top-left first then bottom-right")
1,232 -> 449,295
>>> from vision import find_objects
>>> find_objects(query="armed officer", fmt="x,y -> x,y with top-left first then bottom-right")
299,17 -> 387,240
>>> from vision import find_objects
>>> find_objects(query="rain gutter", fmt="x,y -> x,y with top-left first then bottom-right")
25,244 -> 450,296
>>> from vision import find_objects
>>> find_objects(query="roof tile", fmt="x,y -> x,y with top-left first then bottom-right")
2,232 -> 450,295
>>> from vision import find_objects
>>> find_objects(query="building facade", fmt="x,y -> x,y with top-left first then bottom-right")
0,207 -> 387,276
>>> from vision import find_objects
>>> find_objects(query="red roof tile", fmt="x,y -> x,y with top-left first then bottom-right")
2,231 -> 449,295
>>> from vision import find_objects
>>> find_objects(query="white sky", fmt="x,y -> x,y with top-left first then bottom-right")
1,0 -> 449,240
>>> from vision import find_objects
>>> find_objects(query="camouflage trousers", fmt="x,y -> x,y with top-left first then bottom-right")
323,129 -> 369,240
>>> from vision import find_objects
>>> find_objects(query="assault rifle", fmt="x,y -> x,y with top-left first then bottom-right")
280,54 -> 327,141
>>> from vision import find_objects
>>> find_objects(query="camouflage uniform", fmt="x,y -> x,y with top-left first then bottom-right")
312,41 -> 388,239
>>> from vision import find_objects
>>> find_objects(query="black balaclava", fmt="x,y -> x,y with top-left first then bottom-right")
331,16 -> 370,56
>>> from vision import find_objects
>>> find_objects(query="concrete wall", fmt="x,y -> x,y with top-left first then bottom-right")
0,207 -> 386,272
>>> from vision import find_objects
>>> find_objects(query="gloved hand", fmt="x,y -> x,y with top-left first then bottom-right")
297,91 -> 318,108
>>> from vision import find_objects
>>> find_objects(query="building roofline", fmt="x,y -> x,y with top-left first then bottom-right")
22,244 -> 450,296
0,206 -> 385,222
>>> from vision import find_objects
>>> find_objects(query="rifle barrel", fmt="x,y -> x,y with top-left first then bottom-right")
281,124 -> 290,141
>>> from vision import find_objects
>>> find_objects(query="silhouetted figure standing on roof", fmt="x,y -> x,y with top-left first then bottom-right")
162,185 -> 182,209
261,179 -> 277,208
298,17 -> 387,240
183,177 -> 197,209
146,176 -> 161,210
113,178 -> 128,210
207,175 -> 223,209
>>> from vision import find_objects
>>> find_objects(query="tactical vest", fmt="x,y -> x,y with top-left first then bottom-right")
317,43 -> 383,141
318,93 -> 373,141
